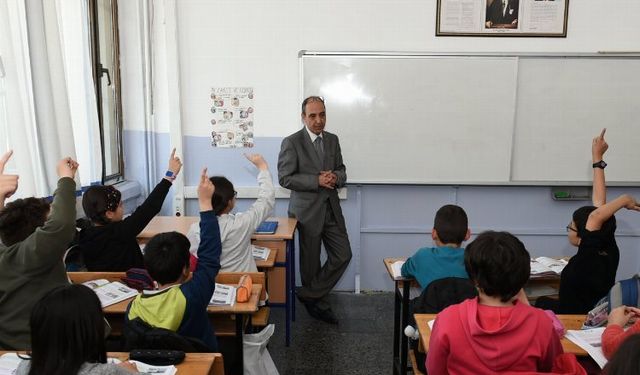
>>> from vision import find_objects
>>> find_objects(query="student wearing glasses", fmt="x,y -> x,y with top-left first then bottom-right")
187,153 -> 275,272
536,129 -> 640,314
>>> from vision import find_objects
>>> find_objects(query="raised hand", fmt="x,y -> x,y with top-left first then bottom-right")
607,305 -> 639,327
592,128 -> 608,162
56,157 -> 79,179
197,168 -> 215,211
167,148 -> 183,178
0,150 -> 18,208
244,153 -> 268,170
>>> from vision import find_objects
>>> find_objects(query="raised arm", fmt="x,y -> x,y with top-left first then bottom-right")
592,128 -> 608,207
31,158 -> 79,262
0,150 -> 18,210
186,168 -> 221,305
121,149 -> 182,236
586,194 -> 640,231
241,153 -> 276,228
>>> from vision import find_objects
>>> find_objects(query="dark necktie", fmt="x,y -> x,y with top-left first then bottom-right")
314,136 -> 324,162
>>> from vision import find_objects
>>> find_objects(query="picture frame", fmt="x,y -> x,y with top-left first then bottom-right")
436,0 -> 569,37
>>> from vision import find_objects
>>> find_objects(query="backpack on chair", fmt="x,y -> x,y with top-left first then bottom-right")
409,277 -> 478,373
123,318 -> 211,353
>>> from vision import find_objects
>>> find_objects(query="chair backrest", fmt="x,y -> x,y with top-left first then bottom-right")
412,277 -> 477,314
123,318 -> 212,352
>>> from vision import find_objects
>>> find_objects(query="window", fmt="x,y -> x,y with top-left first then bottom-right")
88,0 -> 124,183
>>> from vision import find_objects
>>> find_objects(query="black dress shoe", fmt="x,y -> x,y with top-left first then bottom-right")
315,307 -> 339,325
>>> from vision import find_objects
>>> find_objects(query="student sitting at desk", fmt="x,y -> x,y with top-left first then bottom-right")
536,130 -> 640,314
427,231 -> 564,375
126,168 -> 221,351
0,155 -> 78,350
401,205 -> 470,290
187,153 -> 275,272
79,149 -> 182,271
17,284 -> 147,375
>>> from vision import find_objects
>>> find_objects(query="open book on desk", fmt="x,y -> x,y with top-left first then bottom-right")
82,279 -> 138,308
209,283 -> 237,306
390,260 -> 405,280
565,327 -> 607,369
252,245 -> 271,261
530,257 -> 568,278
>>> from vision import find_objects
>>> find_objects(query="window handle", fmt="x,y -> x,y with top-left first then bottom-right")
98,64 -> 112,86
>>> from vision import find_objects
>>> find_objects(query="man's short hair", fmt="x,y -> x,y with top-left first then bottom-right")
143,232 -> 191,285
0,197 -> 50,246
573,205 -> 616,238
434,205 -> 468,245
464,231 -> 530,302
301,96 -> 325,115
209,176 -> 234,216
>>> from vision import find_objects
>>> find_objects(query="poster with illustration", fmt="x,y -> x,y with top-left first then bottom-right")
210,87 -> 254,148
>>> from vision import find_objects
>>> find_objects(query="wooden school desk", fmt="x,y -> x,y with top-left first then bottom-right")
415,313 -> 588,356
383,257 -> 563,375
0,351 -> 224,375
138,216 -> 298,346
67,271 -> 261,373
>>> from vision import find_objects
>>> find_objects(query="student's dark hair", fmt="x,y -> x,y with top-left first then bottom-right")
572,205 -> 617,239
603,333 -> 640,375
0,197 -> 49,246
301,96 -> 325,115
434,204 -> 468,245
144,231 -> 191,285
209,176 -> 234,216
464,231 -> 530,302
28,284 -> 106,375
82,185 -> 122,225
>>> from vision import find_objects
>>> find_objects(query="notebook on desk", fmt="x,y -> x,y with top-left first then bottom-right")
255,220 -> 278,234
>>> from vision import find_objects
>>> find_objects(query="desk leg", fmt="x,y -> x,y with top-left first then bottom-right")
289,239 -> 296,321
393,282 -> 401,375
236,314 -> 244,374
401,281 -> 410,375
285,239 -> 292,347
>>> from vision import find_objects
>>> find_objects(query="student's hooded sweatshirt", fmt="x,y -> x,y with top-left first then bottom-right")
427,297 -> 563,375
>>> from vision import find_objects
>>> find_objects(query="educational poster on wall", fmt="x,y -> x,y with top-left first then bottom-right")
436,0 -> 568,37
210,87 -> 254,148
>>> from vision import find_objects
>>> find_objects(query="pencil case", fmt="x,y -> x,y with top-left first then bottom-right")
236,274 -> 253,303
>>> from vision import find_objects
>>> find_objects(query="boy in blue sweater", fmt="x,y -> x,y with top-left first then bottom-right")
127,168 -> 221,350
401,204 -> 470,290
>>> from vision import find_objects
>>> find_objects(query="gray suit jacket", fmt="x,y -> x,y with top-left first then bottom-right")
278,128 -> 347,236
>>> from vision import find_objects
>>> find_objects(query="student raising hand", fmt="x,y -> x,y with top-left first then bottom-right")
0,150 -> 18,209
57,157 -> 79,179
164,148 -> 183,182
198,168 -> 215,211
244,153 -> 268,171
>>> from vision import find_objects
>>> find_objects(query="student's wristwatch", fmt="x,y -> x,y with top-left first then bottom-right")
592,160 -> 607,169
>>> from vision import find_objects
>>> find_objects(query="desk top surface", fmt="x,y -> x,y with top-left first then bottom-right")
255,248 -> 277,268
101,284 -> 262,315
138,216 -> 297,240
0,352 -> 222,375
415,313 -> 587,356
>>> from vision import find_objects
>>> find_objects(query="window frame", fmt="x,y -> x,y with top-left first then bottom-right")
87,0 -> 125,184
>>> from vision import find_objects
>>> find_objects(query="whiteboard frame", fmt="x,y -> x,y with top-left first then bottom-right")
299,51 -> 640,186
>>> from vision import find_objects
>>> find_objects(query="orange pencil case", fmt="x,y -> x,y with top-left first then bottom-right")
236,274 -> 253,303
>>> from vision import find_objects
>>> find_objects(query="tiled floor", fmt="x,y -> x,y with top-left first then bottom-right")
267,292 -> 395,375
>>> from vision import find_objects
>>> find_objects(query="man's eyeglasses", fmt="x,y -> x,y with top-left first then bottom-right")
233,190 -> 238,197
566,224 -> 577,233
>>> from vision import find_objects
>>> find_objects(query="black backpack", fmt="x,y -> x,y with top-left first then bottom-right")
123,318 -> 212,352
409,277 -> 477,373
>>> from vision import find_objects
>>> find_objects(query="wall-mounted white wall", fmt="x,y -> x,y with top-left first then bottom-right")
118,0 -> 640,292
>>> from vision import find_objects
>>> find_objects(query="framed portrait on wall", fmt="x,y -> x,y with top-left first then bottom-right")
436,0 -> 569,37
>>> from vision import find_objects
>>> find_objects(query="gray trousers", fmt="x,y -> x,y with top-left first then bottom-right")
296,203 -> 352,310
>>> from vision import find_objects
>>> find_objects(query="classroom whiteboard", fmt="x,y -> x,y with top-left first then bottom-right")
301,53 -> 640,185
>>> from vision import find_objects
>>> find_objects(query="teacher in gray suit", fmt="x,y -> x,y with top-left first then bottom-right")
278,96 -> 352,324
